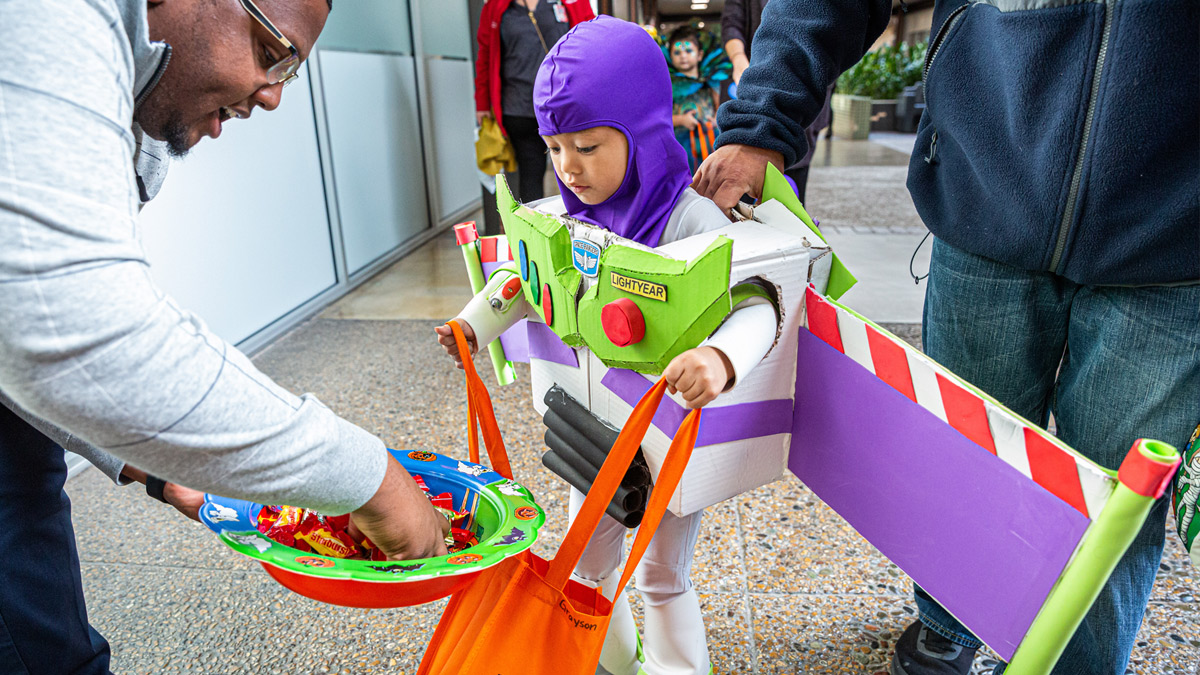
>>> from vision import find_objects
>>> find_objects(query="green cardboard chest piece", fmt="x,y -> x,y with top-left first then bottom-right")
497,176 -> 732,374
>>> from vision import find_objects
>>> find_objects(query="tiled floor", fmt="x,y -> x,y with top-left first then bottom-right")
70,136 -> 1198,674
71,321 -> 1199,675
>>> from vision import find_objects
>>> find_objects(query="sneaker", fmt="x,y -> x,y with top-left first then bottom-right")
890,620 -> 977,675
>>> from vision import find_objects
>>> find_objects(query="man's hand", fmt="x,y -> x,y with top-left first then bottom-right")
476,110 -> 491,126
351,457 -> 450,560
692,144 -> 786,214
434,321 -> 477,370
663,346 -> 735,409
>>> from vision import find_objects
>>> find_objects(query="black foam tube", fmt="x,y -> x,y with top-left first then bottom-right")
541,449 -> 644,528
544,386 -> 620,449
544,430 -> 646,513
543,408 -> 651,487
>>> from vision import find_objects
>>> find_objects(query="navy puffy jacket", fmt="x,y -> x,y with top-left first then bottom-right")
717,0 -> 1199,286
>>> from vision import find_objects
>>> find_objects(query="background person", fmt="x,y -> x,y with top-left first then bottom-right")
474,0 -> 594,204
0,1 -> 450,672
720,0 -> 832,204
667,25 -> 730,174
696,0 -> 1199,673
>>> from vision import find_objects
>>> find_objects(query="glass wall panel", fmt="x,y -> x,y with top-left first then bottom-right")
319,0 -> 413,55
417,0 -> 472,59
424,58 -> 480,220
320,51 -> 431,274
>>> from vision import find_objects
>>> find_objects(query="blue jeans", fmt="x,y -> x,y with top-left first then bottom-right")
0,404 -> 112,675
915,239 -> 1199,675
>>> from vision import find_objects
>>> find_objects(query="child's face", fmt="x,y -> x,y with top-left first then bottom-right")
542,126 -> 629,205
670,39 -> 701,73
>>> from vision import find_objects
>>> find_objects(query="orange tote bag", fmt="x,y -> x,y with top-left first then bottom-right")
419,324 -> 701,674
451,321 -> 512,480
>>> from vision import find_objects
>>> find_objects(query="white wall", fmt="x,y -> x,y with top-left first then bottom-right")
138,66 -> 337,345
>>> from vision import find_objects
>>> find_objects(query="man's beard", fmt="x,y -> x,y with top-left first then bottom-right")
161,110 -> 192,159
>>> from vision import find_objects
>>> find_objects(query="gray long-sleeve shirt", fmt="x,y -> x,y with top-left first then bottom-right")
0,0 -> 387,515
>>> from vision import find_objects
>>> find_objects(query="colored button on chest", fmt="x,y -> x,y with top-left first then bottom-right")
601,298 -> 646,347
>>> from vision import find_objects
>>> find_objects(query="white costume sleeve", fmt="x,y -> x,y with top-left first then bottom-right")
0,0 -> 388,514
659,189 -> 778,390
454,263 -> 530,348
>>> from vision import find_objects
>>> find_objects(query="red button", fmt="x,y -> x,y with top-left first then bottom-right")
601,298 -> 645,347
501,277 -> 522,300
542,283 -> 553,326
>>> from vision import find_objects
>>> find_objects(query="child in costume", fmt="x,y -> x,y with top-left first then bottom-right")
435,16 -> 776,675
666,26 -> 729,173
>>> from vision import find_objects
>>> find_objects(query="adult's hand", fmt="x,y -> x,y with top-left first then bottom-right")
692,143 -> 786,214
476,110 -> 491,126
350,456 -> 450,560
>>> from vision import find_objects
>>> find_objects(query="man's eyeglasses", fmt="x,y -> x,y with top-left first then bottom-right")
240,0 -> 301,87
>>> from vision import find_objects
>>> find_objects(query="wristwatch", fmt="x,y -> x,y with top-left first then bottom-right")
145,474 -> 169,504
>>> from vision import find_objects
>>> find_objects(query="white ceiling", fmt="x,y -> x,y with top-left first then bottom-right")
656,0 -> 725,15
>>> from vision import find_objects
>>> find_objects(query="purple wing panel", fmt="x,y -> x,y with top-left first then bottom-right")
789,328 -> 1089,660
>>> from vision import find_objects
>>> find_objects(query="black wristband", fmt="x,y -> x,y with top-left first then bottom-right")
145,475 -> 169,504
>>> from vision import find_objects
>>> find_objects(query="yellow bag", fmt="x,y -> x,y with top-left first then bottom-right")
476,115 -> 517,176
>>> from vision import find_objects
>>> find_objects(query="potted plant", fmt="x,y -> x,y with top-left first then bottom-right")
834,41 -> 926,138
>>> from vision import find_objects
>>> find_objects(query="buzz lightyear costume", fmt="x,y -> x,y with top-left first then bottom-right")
455,170 -> 838,674
452,16 -> 850,675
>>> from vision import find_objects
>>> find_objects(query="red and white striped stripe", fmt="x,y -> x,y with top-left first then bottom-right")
804,286 -> 1116,520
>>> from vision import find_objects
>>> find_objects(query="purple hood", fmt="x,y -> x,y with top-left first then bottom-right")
533,16 -> 692,246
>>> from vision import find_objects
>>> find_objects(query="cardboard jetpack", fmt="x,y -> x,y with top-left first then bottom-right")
474,167 -> 853,517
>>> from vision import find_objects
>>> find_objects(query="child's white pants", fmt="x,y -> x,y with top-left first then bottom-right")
568,487 -> 710,675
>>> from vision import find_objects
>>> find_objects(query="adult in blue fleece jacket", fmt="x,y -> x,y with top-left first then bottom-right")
694,1 -> 1199,674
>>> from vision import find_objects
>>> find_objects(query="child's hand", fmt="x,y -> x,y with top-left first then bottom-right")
434,322 -> 477,370
673,110 -> 700,131
663,346 -> 735,409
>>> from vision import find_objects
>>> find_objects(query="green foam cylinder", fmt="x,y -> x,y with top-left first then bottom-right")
1004,439 -> 1180,674
458,236 -> 516,386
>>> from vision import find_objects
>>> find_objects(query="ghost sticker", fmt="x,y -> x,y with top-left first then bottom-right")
205,504 -> 239,523
228,533 -> 271,553
455,461 -> 488,477
497,481 -> 525,497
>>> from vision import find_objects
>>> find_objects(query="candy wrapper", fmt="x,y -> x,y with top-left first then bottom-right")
254,474 -> 477,560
